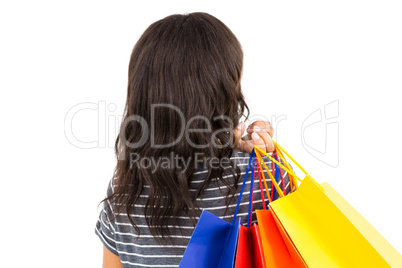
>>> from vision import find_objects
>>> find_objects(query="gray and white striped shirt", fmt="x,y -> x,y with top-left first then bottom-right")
95,150 -> 292,267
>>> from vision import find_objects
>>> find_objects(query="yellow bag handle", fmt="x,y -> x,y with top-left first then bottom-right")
255,141 -> 324,197
273,141 -> 309,176
272,146 -> 296,191
274,144 -> 300,190
254,142 -> 305,184
272,141 -> 325,191
254,149 -> 285,198
255,154 -> 273,203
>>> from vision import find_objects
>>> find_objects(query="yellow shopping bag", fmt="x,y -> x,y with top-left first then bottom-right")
254,143 -> 402,268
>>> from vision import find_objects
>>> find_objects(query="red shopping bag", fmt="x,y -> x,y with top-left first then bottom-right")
235,224 -> 265,268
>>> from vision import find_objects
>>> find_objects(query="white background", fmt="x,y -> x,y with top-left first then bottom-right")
1,1 -> 401,267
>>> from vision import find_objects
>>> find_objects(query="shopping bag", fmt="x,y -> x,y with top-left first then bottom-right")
179,148 -> 255,268
254,150 -> 307,268
179,210 -> 241,268
235,224 -> 265,268
255,143 -> 402,268
234,150 -> 265,268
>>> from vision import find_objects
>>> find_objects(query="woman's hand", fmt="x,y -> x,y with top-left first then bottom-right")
234,120 -> 275,154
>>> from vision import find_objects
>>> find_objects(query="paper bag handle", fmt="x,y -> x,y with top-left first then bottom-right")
232,149 -> 255,225
255,142 -> 305,184
255,149 -> 285,198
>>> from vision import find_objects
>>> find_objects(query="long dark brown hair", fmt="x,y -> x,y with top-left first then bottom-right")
103,12 -> 249,244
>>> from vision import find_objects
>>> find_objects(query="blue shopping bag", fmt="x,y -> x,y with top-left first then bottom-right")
179,210 -> 241,268
179,151 -> 256,268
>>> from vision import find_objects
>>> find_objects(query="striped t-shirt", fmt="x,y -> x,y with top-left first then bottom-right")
95,150 -> 292,267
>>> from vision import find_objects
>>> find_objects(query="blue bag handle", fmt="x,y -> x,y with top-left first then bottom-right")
272,153 -> 281,201
247,154 -> 256,227
231,149 -> 255,225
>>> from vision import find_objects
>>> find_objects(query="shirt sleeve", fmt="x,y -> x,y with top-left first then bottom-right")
95,180 -> 119,256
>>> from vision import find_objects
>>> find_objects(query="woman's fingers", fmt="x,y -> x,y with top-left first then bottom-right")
234,121 -> 275,153
251,130 -> 275,153
246,121 -> 274,137
246,121 -> 275,153
239,134 -> 255,153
